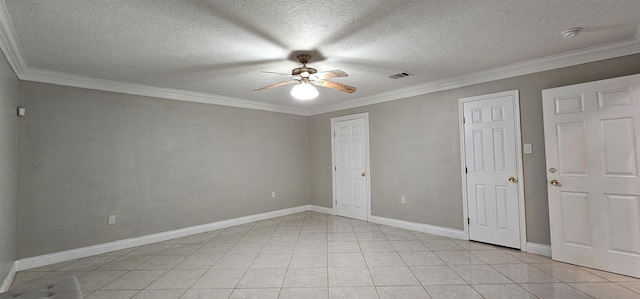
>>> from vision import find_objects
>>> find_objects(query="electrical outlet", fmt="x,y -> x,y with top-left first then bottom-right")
271,191 -> 276,198
108,215 -> 116,225
401,196 -> 406,204
524,143 -> 532,154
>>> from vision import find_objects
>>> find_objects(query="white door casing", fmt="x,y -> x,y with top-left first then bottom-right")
331,113 -> 371,221
460,90 -> 525,249
542,74 -> 640,278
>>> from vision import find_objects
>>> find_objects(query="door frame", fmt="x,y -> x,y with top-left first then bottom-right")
458,90 -> 527,250
331,112 -> 372,221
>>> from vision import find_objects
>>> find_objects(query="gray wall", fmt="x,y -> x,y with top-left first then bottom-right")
0,53 -> 19,280
13,53 -> 640,260
309,54 -> 640,245
17,82 -> 309,258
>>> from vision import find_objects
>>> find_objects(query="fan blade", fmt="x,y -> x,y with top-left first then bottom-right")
260,71 -> 301,80
313,79 -> 356,93
260,71 -> 292,76
253,80 -> 298,91
312,70 -> 348,80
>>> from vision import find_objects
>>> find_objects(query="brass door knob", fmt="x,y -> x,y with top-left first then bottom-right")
550,179 -> 559,186
361,172 -> 366,177
508,177 -> 517,183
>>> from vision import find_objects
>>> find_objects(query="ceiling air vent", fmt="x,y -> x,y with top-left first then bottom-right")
389,72 -> 413,79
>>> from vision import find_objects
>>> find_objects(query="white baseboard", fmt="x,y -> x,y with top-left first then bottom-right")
369,215 -> 466,240
527,242 -> 552,257
309,206 -> 465,241
309,205 -> 334,215
307,206 -> 465,240
15,205 -> 309,271
12,205 -> 471,274
0,262 -> 16,292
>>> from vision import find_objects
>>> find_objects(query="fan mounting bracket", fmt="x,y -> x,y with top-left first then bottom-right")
297,54 -> 312,64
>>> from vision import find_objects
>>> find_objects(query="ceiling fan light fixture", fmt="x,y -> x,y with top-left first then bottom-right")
255,53 -> 356,96
290,83 -> 319,100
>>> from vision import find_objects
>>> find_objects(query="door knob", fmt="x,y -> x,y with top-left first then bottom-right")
361,172 -> 366,177
508,177 -> 517,183
550,179 -> 559,186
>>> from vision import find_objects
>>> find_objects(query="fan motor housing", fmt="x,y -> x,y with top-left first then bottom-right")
292,67 -> 317,76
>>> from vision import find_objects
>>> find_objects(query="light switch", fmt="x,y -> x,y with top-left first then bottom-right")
108,215 -> 116,225
524,143 -> 532,154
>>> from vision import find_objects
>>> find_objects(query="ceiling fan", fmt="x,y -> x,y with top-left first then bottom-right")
254,54 -> 356,100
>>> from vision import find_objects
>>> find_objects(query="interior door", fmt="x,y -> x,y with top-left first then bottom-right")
542,74 -> 640,278
332,114 -> 369,221
462,90 -> 523,249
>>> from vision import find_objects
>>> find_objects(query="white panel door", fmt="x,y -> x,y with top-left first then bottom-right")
462,91 -> 522,249
543,74 -> 640,278
332,115 -> 369,221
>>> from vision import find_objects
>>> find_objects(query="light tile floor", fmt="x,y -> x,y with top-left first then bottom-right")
10,211 -> 640,298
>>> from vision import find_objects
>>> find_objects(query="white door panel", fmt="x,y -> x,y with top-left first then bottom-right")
332,114 -> 370,221
461,90 -> 523,249
543,74 -> 640,278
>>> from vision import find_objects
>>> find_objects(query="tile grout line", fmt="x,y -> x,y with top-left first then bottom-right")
11,211 -> 640,299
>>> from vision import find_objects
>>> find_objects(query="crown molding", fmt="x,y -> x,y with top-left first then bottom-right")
21,69 -> 308,115
308,37 -> 640,115
0,2 -> 307,115
1,1 -> 639,117
0,1 -> 26,76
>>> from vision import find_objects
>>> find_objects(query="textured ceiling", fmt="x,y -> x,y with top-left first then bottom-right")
4,0 -> 640,113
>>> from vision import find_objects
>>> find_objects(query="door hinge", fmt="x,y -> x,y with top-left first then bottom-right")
463,117 -> 466,124
335,200 -> 337,205
334,166 -> 336,171
465,167 -> 468,174
333,131 -> 336,137
467,218 -> 470,225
